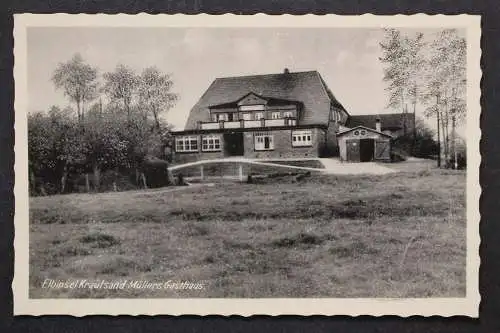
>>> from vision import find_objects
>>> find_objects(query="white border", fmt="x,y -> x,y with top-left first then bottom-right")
13,14 -> 481,317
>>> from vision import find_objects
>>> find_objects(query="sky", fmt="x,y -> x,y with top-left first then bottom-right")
27,27 -> 462,132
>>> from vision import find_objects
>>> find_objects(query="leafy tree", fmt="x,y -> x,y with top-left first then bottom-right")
79,106 -> 130,191
102,64 -> 139,122
379,29 -> 426,134
380,28 -> 466,167
32,56 -> 179,195
138,66 -> 178,130
422,29 -> 466,166
28,106 -> 85,194
52,53 -> 99,122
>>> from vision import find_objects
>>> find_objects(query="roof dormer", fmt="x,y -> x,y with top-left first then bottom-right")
236,92 -> 268,106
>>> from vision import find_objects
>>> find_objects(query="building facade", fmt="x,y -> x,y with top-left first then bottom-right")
172,70 -> 349,163
172,69 -> 414,163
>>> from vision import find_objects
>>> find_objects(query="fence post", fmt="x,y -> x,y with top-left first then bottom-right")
200,165 -> 204,180
239,164 -> 243,182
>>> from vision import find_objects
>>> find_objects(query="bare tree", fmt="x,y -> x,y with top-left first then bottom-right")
52,53 -> 99,123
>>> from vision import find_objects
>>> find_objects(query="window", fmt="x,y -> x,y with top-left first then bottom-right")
254,132 -> 274,151
239,104 -> 265,112
202,135 -> 221,152
242,113 -> 252,121
176,136 -> 199,152
283,111 -> 293,118
271,112 -> 281,119
216,113 -> 228,122
255,112 -> 265,120
292,130 -> 312,147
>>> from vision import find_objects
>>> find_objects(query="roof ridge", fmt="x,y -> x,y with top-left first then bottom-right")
214,70 -> 319,80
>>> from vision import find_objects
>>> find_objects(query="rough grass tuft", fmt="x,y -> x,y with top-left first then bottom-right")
80,232 -> 120,248
272,232 -> 335,248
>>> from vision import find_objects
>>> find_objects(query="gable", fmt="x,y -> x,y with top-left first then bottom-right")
337,125 -> 393,138
237,92 -> 268,106
184,71 -> 347,130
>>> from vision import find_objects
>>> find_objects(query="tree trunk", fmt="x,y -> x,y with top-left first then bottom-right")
442,111 -> 449,166
442,92 -> 450,166
445,116 -> 450,168
81,101 -> 85,123
436,95 -> 441,168
93,164 -> 101,192
60,164 -> 68,194
452,115 -> 457,169
125,101 -> 131,125
153,109 -> 161,130
76,101 -> 81,122
29,168 -> 36,195
85,173 -> 90,193
141,172 -> 148,189
412,101 -> 417,155
401,95 -> 406,136
135,167 -> 140,186
112,166 -> 119,192
39,184 -> 47,196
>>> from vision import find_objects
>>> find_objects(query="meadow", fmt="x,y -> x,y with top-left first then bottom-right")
29,162 -> 466,298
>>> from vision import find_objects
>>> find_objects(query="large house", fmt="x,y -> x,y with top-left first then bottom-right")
172,69 -> 414,163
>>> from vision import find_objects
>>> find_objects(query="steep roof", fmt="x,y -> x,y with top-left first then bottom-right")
347,113 -> 415,131
184,70 -> 346,130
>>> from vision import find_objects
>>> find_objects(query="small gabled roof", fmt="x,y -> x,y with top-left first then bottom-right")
336,125 -> 393,138
184,70 -> 348,130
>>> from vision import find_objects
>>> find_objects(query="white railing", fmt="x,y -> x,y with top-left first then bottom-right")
200,122 -> 220,130
265,119 -> 285,127
244,120 -> 262,128
199,118 -> 296,130
224,121 -> 241,129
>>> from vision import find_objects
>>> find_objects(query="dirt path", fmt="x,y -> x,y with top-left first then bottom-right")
318,158 -> 396,175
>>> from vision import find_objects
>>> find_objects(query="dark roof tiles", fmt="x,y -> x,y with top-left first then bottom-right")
347,113 -> 415,131
184,70 -> 346,129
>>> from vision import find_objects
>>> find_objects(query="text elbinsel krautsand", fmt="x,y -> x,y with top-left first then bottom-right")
41,278 -> 207,290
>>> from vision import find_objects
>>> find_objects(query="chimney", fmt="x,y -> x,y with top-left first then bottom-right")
283,68 -> 290,74
375,117 -> 381,132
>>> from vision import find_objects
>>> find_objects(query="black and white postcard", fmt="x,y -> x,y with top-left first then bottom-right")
13,14 -> 481,316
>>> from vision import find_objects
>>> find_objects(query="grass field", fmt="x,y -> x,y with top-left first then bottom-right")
29,161 -> 466,298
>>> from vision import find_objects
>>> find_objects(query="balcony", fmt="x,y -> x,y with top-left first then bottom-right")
199,118 -> 297,130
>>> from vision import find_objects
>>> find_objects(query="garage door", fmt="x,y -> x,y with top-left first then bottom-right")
375,140 -> 390,161
346,139 -> 360,162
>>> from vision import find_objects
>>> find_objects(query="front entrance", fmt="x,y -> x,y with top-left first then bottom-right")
223,132 -> 244,156
359,138 -> 375,162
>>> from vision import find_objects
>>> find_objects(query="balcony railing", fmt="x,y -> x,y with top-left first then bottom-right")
199,118 -> 297,130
